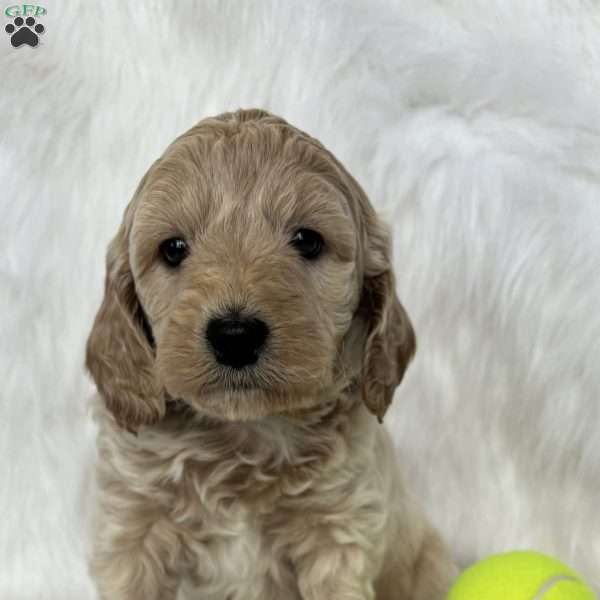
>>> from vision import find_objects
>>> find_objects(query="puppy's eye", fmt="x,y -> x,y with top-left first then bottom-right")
290,229 -> 324,260
159,238 -> 188,267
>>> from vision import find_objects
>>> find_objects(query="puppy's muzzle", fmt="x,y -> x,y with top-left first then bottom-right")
206,311 -> 269,369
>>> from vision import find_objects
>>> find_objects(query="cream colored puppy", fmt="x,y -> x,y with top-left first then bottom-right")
86,108 -> 457,600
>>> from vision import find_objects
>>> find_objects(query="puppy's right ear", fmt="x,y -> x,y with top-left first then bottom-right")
86,208 -> 166,431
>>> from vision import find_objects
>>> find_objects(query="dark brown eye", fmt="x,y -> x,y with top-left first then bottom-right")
159,238 -> 188,267
290,229 -> 324,260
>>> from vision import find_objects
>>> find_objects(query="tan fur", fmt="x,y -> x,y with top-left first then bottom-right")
86,108 -> 457,599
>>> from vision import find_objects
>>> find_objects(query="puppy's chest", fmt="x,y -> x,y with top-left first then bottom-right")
168,456 -> 304,600
177,497 -> 300,600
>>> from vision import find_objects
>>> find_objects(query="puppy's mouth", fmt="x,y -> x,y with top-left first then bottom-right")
173,372 -> 327,421
207,367 -> 268,393
220,379 -> 262,392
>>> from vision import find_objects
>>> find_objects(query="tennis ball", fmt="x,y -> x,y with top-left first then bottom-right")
447,551 -> 596,600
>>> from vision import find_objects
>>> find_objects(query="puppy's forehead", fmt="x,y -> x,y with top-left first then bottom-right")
138,123 -> 356,229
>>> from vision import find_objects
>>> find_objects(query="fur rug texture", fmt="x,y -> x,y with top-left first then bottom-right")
1,1 -> 599,597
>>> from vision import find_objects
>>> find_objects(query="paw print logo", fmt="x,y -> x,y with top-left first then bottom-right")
5,16 -> 45,48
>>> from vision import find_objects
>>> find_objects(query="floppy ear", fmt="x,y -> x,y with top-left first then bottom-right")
85,208 -> 166,431
360,218 -> 416,422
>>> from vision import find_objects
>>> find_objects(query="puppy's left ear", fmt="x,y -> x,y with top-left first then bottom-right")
360,217 -> 416,422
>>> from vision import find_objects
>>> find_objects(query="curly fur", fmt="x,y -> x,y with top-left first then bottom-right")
85,109 -> 456,599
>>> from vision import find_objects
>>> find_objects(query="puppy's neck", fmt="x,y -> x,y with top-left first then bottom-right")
162,385 -> 365,470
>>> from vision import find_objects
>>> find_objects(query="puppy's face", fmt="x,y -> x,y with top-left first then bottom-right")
132,131 -> 358,420
86,110 -> 415,429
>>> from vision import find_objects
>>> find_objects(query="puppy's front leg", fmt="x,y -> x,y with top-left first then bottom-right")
292,542 -> 376,600
91,497 -> 181,600
285,511 -> 381,600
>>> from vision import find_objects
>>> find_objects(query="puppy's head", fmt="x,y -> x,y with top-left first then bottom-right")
86,109 -> 415,430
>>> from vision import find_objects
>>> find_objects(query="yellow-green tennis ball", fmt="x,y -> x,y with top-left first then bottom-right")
447,551 -> 596,600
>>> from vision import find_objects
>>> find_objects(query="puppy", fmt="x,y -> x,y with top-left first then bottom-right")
86,108 -> 457,599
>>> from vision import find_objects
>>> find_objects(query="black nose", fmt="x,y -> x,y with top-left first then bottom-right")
205,313 -> 269,369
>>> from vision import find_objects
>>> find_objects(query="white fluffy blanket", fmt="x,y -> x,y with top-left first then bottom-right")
2,1 -> 599,597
